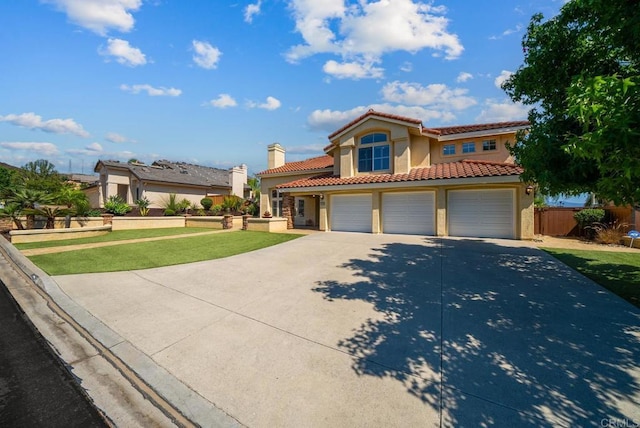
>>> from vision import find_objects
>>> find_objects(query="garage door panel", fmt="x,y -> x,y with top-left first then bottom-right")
383,192 -> 435,235
448,189 -> 514,239
331,194 -> 372,232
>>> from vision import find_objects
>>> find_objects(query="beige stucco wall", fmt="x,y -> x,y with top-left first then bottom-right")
518,187 -> 535,239
246,218 -> 288,232
10,226 -> 111,244
410,136 -> 430,168
142,184 -> 210,208
185,216 -> 223,229
111,216 -> 186,230
430,134 -> 515,165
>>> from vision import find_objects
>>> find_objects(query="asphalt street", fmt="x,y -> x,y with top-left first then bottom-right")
0,279 -> 108,428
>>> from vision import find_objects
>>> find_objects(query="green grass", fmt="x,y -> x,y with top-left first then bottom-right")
29,231 -> 301,275
15,227 -> 214,250
543,248 -> 640,308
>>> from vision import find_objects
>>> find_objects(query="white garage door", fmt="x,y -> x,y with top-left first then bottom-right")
448,189 -> 515,239
382,191 -> 435,235
331,194 -> 372,232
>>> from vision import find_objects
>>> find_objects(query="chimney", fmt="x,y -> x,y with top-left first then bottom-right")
229,164 -> 248,197
267,143 -> 285,169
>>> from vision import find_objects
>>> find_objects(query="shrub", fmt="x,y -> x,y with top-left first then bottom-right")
86,209 -> 103,217
136,197 -> 151,216
590,221 -> 628,245
211,204 -> 222,215
104,195 -> 131,216
221,195 -> 243,213
574,209 -> 605,229
178,198 -> 191,213
200,197 -> 213,211
164,208 -> 176,216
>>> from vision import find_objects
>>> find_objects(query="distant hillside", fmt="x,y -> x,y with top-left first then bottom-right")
0,161 -> 19,171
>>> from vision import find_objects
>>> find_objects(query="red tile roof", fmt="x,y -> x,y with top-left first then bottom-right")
276,160 -> 523,189
328,109 -> 423,139
423,121 -> 529,136
258,155 -> 333,175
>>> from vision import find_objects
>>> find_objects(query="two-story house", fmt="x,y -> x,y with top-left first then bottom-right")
258,110 -> 534,239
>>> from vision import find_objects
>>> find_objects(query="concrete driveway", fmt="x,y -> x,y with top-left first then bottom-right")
53,233 -> 640,427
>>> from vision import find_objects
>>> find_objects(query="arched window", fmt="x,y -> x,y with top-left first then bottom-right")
358,133 -> 390,172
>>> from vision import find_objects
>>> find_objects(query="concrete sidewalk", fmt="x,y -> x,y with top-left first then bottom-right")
49,233 -> 640,427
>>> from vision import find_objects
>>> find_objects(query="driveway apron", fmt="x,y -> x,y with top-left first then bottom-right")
53,233 -> 640,427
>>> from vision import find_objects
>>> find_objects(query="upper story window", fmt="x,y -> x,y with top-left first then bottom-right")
358,133 -> 390,172
462,142 -> 476,153
443,144 -> 456,155
482,139 -> 497,151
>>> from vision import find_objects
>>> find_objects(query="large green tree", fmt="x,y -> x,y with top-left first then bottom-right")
503,0 -> 640,206
13,159 -> 66,194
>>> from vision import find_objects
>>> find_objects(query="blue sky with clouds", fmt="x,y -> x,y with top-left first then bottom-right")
0,0 -> 566,175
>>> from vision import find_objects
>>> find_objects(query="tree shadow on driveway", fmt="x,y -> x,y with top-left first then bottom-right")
313,237 -> 640,426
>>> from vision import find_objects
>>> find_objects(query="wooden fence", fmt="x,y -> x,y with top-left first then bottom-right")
534,206 -> 638,236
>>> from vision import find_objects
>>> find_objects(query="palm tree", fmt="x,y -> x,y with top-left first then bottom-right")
26,206 -> 70,229
0,203 -> 25,230
56,186 -> 89,227
9,188 -> 54,229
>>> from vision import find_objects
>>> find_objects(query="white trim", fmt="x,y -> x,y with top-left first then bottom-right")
427,125 -> 529,141
330,115 -> 422,141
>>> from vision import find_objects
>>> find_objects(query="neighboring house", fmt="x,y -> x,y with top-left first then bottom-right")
258,110 -> 534,239
90,160 -> 248,209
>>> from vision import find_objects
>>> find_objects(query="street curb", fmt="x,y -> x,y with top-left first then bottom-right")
0,238 -> 242,428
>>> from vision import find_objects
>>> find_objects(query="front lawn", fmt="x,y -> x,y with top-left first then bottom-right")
543,248 -> 640,308
29,231 -> 301,275
15,227 -> 214,250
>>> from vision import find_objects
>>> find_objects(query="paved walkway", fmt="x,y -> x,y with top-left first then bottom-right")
48,233 -> 639,427
19,229 -> 231,256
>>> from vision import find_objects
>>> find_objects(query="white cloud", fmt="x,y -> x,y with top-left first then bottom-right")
475,99 -> 529,123
66,142 -> 135,158
494,70 -> 513,89
489,24 -> 523,40
456,72 -> 473,83
286,0 -> 463,79
120,84 -> 182,96
44,0 -> 142,35
323,60 -> 384,80
100,38 -> 147,66
0,112 -> 89,137
382,81 -> 477,110
400,61 -> 413,72
244,1 -> 262,23
287,144 -> 326,155
308,103 -> 456,133
105,132 -> 135,143
192,40 -> 221,70
0,142 -> 60,156
248,96 -> 281,111
208,94 -> 237,108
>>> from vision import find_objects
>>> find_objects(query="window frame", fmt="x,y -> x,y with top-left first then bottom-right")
462,142 -> 476,154
358,132 -> 390,173
482,139 -> 497,151
443,144 -> 456,156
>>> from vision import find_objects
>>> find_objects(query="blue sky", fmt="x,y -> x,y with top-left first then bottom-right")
0,0 -> 566,176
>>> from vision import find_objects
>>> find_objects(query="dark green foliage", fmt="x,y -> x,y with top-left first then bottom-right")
503,0 -> 640,206
164,208 -> 176,216
200,197 -> 213,211
14,159 -> 65,193
104,195 -> 131,216
574,208 -> 605,228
